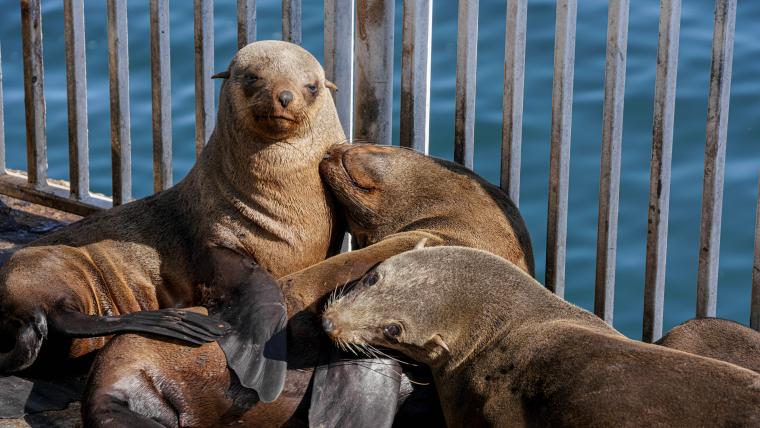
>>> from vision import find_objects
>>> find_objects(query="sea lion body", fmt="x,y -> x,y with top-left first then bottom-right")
84,144 -> 534,426
0,40 -> 344,377
656,317 -> 760,373
323,247 -> 760,427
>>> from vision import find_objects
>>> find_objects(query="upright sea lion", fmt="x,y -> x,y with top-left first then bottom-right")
83,144 -> 534,426
323,246 -> 760,427
0,40 -> 345,403
656,317 -> 760,373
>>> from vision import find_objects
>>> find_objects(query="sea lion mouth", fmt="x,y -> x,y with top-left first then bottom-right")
252,115 -> 297,123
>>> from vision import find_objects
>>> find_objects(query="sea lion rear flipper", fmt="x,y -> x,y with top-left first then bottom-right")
208,246 -> 287,403
49,308 -> 230,345
309,346 -> 401,428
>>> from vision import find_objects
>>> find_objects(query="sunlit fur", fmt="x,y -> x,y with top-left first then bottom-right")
324,246 -> 760,427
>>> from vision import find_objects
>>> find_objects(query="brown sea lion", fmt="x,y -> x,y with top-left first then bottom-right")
323,246 -> 760,428
0,40 -> 345,403
83,143 -> 534,427
656,317 -> 760,373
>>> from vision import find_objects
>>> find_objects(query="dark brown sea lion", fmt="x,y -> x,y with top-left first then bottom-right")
83,143 -> 534,426
323,246 -> 760,428
0,40 -> 345,403
656,317 -> 760,373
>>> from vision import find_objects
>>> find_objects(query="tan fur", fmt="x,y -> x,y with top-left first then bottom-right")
320,144 -> 534,275
0,40 -> 344,369
84,144 -> 534,426
657,317 -> 760,373
325,247 -> 760,427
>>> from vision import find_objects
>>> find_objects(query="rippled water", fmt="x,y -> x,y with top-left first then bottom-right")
0,1 -> 758,339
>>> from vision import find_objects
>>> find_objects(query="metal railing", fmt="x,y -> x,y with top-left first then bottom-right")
0,0 -> 755,341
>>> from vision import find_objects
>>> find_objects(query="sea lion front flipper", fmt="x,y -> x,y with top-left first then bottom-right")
207,246 -> 288,403
309,346 -> 401,428
49,308 -> 230,345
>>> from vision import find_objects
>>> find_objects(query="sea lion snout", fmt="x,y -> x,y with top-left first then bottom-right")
0,308 -> 47,373
278,90 -> 294,108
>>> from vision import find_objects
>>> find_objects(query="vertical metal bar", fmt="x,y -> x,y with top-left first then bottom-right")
501,0 -> 527,204
594,0 -> 630,325
750,176 -> 760,331
643,0 -> 681,343
751,177 -> 760,331
400,0 -> 432,154
237,0 -> 256,49
696,0 -> 737,318
545,0 -> 577,298
64,0 -> 89,200
107,0 -> 131,205
324,0 -> 354,137
454,0 -> 478,168
282,0 -> 302,45
150,0 -> 172,193
194,0 -> 215,158
0,43 -> 6,173
354,0 -> 395,146
20,0 -> 47,189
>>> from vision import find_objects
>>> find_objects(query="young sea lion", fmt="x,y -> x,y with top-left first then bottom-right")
324,246 -> 760,427
0,40 -> 345,403
83,144 -> 534,426
656,317 -> 760,373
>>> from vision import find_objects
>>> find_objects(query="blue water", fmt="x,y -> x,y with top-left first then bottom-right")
0,1 -> 758,339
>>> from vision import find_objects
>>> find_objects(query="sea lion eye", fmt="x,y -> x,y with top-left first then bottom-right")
383,324 -> 401,339
364,272 -> 379,286
306,83 -> 318,94
243,73 -> 259,83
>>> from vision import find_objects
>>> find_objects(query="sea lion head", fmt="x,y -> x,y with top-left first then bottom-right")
319,144 -> 460,246
321,246 -> 476,366
214,40 -> 338,142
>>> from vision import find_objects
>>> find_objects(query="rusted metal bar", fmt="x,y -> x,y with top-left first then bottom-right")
643,0 -> 681,343
194,0 -> 215,158
0,44 -> 5,173
237,0 -> 256,49
454,0 -> 478,167
20,0 -> 47,189
353,0 -> 395,146
107,0 -> 132,205
282,0 -> 302,45
324,0 -> 354,137
545,0 -> 577,298
751,176 -> 760,331
0,171 -> 110,216
400,0 -> 432,154
500,0 -> 527,204
64,0 -> 89,200
594,0 -> 630,325
696,0 -> 737,318
150,0 -> 172,193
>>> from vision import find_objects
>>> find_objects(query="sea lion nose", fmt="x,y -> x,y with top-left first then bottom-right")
278,90 -> 294,108
322,317 -> 334,334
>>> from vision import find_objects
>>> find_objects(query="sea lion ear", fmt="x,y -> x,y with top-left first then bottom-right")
211,70 -> 231,79
432,334 -> 450,353
414,238 -> 428,250
325,80 -> 338,91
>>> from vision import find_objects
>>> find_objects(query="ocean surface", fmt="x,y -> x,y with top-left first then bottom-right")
0,1 -> 758,339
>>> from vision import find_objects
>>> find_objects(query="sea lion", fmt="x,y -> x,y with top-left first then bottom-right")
82,143 -> 534,426
0,40 -> 345,403
323,246 -> 760,427
656,317 -> 760,373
